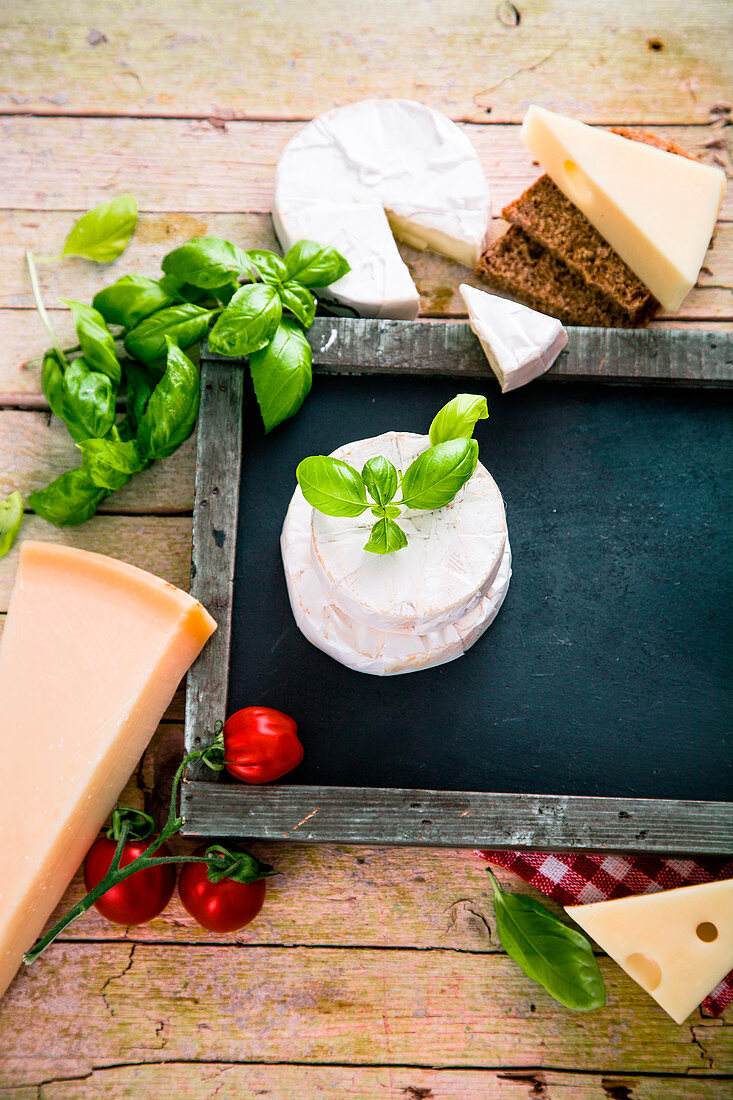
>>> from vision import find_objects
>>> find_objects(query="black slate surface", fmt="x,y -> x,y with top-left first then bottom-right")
228,374 -> 733,801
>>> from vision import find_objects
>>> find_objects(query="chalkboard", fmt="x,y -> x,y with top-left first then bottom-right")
182,323 -> 733,852
225,373 -> 732,803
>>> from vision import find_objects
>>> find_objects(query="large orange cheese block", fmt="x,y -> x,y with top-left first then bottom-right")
0,542 -> 216,998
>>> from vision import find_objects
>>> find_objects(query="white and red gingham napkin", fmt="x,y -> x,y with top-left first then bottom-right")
477,849 -> 733,1016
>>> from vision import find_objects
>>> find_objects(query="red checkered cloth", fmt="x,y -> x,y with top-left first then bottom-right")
477,849 -> 733,1017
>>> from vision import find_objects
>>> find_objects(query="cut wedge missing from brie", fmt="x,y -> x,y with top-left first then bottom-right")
460,284 -> 567,393
281,431 -> 511,676
273,99 -> 492,319
521,105 -> 726,313
565,879 -> 733,1025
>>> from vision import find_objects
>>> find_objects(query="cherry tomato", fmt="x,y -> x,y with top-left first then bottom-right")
178,847 -> 267,932
223,706 -> 303,784
84,837 -> 176,925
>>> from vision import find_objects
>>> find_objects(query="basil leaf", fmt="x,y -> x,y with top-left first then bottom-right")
137,340 -> 199,461
125,361 -> 157,435
62,357 -> 116,441
429,393 -> 489,447
60,299 -> 121,386
78,438 -> 143,491
161,236 -> 251,290
249,318 -> 312,433
363,516 -> 408,555
124,303 -> 211,367
93,275 -> 175,328
157,273 -> 211,303
28,468 -> 107,527
0,491 -> 23,559
296,456 -> 369,517
400,438 -> 478,510
42,349 -> 71,425
371,504 -> 401,519
246,249 -> 287,285
362,456 -> 398,508
283,239 -> 350,287
487,870 -> 606,1011
208,283 -> 282,357
279,281 -> 316,329
60,194 -> 138,262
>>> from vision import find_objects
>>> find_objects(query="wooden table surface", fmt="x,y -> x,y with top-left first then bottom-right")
1,2 -> 731,1095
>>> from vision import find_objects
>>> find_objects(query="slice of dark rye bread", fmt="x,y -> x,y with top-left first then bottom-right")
476,128 -> 697,327
479,225 -> 659,328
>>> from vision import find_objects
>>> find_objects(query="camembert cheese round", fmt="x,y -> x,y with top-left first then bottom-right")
281,432 -> 512,676
273,99 -> 492,319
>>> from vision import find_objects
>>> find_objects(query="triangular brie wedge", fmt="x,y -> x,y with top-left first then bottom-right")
565,879 -> 733,1024
521,105 -> 726,312
460,284 -> 567,392
273,99 -> 492,319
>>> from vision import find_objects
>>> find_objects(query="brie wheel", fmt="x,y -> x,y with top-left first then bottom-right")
281,431 -> 511,676
273,99 -> 492,319
461,284 -> 568,393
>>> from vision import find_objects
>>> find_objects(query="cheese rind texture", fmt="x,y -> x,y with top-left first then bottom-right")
281,432 -> 511,675
460,284 -> 567,392
0,543 -> 216,999
565,879 -> 733,1024
273,98 -> 492,318
521,105 -> 726,312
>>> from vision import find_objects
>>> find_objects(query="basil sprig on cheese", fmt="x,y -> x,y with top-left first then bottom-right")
21,201 -> 349,531
296,394 -> 488,555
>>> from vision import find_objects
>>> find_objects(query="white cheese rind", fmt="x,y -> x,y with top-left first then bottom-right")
310,432 -> 507,631
565,879 -> 733,1024
460,284 -> 567,392
273,98 -> 492,318
521,105 -> 726,312
282,484 -> 511,675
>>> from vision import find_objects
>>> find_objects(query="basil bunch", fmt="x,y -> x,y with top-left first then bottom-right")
172,237 -> 349,431
296,394 -> 489,554
487,870 -> 606,1011
16,199 -> 349,540
29,338 -> 199,526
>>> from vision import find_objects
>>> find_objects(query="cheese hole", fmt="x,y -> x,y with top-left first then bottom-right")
624,952 -> 662,991
696,921 -> 718,943
562,160 -> 593,207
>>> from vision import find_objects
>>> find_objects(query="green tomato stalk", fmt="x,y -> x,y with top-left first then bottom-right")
24,729 -> 273,966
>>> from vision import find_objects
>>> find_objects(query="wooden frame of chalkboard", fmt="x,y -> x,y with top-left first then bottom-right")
182,320 -> 733,855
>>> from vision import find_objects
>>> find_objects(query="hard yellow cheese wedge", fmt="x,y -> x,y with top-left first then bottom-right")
521,105 -> 726,312
0,542 -> 216,999
565,879 -> 733,1023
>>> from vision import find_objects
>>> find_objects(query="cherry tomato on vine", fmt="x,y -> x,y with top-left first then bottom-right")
84,836 -> 176,925
178,846 -> 270,932
223,706 -> 303,784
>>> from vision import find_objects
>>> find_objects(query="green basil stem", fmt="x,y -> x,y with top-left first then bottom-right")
26,250 -> 68,366
24,731 -> 227,966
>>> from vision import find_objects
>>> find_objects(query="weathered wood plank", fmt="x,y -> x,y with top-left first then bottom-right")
182,783 -> 733,855
25,1064 -> 733,1100
1,944 -> 728,1085
0,211 -> 278,309
2,212 -> 730,315
0,515 -> 192,610
185,358 -> 243,779
1,1 -> 731,123
302,319 -> 733,385
1,119 -> 729,219
0,410 -> 196,512
2,304 -> 731,409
